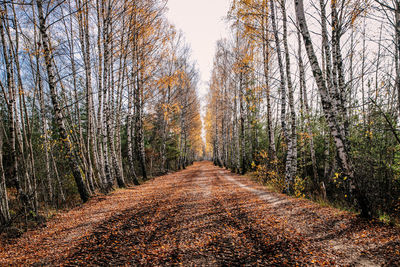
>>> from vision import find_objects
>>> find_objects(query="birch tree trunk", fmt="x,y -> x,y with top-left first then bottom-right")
233,80 -> 240,173
297,28 -> 318,187
135,47 -> 147,180
331,0 -> 348,140
295,0 -> 372,216
0,10 -> 22,204
221,87 -> 227,168
64,6 -> 94,194
294,0 -> 352,177
281,0 -> 297,193
239,73 -> 246,174
270,0 -> 287,144
108,26 -> 126,188
0,119 -> 10,225
127,77 -> 139,184
102,1 -> 114,190
77,0 -> 100,190
36,0 -> 90,202
214,92 -> 222,167
96,0 -> 107,188
37,54 -> 53,202
261,3 -> 277,161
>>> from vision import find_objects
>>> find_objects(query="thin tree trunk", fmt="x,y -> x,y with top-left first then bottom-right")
0,119 -> 10,225
102,0 -> 114,190
77,0 -> 98,191
135,46 -> 147,180
295,0 -> 351,176
270,0 -> 287,145
233,80 -> 240,173
239,73 -> 246,174
281,0 -> 297,193
96,0 -> 107,187
262,3 -> 277,161
0,10 -> 22,206
11,2 -> 39,213
298,28 -> 318,187
37,53 -> 53,202
127,78 -> 139,184
295,0 -> 371,216
331,0 -> 348,140
36,0 -> 90,202
108,23 -> 125,188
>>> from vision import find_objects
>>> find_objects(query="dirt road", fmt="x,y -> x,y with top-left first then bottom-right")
1,162 -> 399,266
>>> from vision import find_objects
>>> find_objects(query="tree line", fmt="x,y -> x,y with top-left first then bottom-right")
205,0 -> 400,219
0,0 -> 202,227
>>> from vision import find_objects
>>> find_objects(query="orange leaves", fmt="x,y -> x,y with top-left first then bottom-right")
3,163 -> 400,265
155,70 -> 184,90
230,0 -> 268,41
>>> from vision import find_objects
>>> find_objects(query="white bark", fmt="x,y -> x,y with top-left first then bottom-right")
294,0 -> 353,179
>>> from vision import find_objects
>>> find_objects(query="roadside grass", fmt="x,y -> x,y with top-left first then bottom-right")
245,170 -> 400,227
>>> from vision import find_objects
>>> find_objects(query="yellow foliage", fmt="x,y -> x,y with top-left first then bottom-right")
294,176 -> 306,198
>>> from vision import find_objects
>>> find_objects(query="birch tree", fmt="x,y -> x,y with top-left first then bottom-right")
36,0 -> 91,202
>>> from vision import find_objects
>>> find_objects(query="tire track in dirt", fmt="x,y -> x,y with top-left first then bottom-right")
218,170 -> 287,206
216,165 -> 399,266
205,173 -> 304,265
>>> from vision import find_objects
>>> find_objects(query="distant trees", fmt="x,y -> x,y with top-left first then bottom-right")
206,0 -> 400,218
0,0 -> 202,227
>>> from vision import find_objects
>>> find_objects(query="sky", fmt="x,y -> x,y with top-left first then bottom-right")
166,0 -> 231,101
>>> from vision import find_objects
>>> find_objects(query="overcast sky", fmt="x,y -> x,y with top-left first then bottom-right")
166,0 -> 231,100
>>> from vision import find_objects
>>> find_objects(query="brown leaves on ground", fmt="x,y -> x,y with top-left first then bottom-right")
1,162 -> 399,266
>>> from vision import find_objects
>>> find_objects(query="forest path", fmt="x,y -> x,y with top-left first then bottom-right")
1,161 -> 399,265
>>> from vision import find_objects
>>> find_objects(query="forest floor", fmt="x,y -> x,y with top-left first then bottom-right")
1,161 -> 399,266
